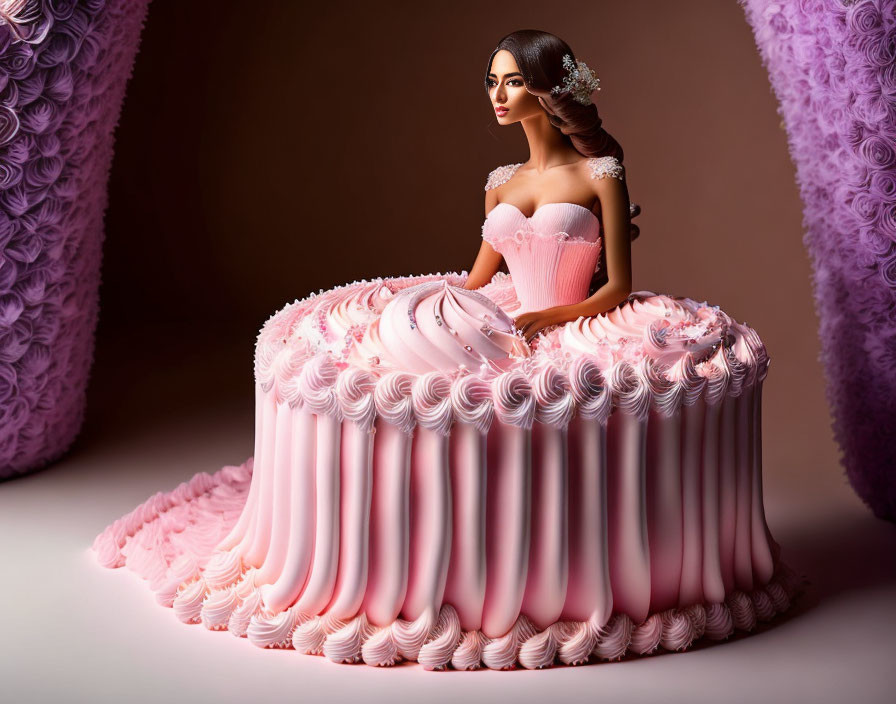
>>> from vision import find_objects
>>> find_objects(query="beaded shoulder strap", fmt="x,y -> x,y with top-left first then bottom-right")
587,155 -> 624,181
484,162 -> 524,191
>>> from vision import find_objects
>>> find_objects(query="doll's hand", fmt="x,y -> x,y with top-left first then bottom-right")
514,307 -> 565,343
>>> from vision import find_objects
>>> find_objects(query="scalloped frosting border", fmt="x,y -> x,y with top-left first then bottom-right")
159,557 -> 804,671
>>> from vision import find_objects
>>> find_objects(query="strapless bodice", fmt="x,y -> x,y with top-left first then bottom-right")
481,202 -> 602,314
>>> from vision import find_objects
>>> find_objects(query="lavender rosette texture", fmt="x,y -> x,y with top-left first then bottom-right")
0,0 -> 151,478
741,0 -> 896,520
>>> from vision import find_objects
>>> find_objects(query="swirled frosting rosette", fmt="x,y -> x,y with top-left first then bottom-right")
557,292 -> 724,371
354,279 -> 531,374
536,291 -> 751,413
254,273 -> 470,391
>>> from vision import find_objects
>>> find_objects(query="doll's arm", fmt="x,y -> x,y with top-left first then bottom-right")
580,170 -> 633,307
464,241 -> 503,290
463,187 -> 504,290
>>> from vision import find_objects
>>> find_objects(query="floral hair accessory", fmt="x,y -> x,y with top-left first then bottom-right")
550,54 -> 601,105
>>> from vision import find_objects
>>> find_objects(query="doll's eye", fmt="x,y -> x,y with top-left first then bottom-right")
486,78 -> 523,88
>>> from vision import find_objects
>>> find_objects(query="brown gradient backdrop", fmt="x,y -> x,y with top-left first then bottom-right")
89,0 -> 841,499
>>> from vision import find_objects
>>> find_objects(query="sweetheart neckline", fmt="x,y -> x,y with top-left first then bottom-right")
488,201 -> 600,223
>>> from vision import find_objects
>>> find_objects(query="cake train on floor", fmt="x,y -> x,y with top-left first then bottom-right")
93,273 -> 802,670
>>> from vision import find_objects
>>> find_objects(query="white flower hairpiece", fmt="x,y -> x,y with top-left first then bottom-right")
550,54 -> 601,105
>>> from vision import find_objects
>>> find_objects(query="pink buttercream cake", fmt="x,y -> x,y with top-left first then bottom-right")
93,157 -> 800,670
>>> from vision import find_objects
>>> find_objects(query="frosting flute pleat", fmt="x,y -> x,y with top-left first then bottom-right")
258,409 -> 317,613
482,423 -> 532,638
606,410 -> 651,623
678,399 -> 706,606
561,416 -> 611,626
750,380 -> 775,583
521,423 -> 569,629
323,421 -> 373,620
362,420 -> 412,626
217,384 -> 265,552
444,422 -> 488,631
701,400 -> 725,603
718,394 -> 738,593
646,408 -> 683,613
291,413 -> 342,614
402,428 -> 453,621
734,388 -> 755,592
255,401 -> 294,585
244,390 -> 279,565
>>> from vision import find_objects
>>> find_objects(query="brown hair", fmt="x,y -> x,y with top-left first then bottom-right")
485,29 -> 624,162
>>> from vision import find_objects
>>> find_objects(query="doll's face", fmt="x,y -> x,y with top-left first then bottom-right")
487,50 -> 543,124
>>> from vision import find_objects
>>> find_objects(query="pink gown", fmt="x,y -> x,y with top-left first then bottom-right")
92,156 -> 798,671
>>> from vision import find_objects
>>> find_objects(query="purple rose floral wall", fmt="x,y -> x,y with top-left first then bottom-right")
741,0 -> 896,521
0,0 -> 151,478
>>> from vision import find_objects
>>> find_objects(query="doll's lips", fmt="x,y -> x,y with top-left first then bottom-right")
495,106 -> 509,116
